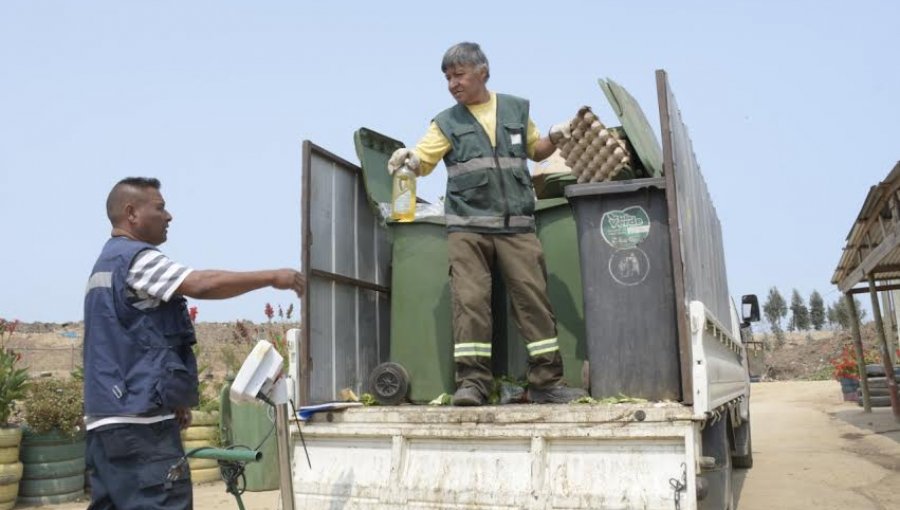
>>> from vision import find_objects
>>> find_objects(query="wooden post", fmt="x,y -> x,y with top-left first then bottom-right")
867,274 -> 900,421
846,293 -> 871,412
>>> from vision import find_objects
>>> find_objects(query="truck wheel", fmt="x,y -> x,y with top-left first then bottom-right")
368,362 -> 410,405
732,421 -> 753,469
699,418 -> 734,510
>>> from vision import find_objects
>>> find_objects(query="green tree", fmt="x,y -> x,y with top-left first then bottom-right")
809,291 -> 825,330
830,296 -> 866,330
763,287 -> 788,345
763,287 -> 787,330
790,289 -> 811,331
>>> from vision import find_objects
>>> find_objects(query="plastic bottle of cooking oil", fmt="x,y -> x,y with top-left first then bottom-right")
391,165 -> 416,222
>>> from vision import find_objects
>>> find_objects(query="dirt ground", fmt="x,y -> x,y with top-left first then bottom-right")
736,381 -> 900,510
37,380 -> 898,510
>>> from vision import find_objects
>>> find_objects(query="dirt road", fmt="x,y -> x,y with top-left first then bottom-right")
735,381 -> 900,509
47,381 -> 899,509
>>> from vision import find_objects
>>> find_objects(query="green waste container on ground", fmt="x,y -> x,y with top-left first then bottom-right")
502,197 -> 587,390
219,376 -> 279,491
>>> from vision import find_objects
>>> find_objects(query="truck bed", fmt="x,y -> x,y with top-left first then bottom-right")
291,403 -> 699,510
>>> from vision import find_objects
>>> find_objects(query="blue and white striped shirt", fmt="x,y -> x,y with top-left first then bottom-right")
126,250 -> 193,309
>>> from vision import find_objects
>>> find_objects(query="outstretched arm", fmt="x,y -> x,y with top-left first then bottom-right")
177,268 -> 305,300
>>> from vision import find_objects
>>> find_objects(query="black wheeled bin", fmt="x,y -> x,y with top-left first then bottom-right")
565,178 -> 680,401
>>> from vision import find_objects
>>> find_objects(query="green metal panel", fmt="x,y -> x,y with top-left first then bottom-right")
353,127 -> 405,212
599,78 -> 663,178
504,198 -> 587,389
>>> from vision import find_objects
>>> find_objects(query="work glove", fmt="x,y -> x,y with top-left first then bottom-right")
548,120 -> 574,146
387,148 -> 421,175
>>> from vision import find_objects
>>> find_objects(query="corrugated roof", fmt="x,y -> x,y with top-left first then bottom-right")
832,161 -> 900,292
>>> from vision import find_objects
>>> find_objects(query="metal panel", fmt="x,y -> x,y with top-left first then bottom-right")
301,141 -> 391,404
658,71 -> 732,334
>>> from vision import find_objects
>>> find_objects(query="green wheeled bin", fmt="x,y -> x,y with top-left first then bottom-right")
219,376 -> 279,491
501,197 -> 588,390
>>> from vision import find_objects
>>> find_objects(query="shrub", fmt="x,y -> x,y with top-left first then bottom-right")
24,377 -> 83,437
0,318 -> 28,425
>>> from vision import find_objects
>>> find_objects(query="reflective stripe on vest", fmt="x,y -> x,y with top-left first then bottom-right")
445,215 -> 535,229
85,271 -> 112,293
446,156 -> 525,178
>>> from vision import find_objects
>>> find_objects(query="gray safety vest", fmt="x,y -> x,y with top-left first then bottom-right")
434,93 -> 536,233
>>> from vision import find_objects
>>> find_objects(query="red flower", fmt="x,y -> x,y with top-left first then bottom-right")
264,303 -> 274,321
188,306 -> 198,323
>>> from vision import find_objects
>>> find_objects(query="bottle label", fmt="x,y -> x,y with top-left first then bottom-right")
394,190 -> 412,213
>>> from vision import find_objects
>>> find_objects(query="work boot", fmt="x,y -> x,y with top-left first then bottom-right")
452,386 -> 486,406
528,385 -> 588,404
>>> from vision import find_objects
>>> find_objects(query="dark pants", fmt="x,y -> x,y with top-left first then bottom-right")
448,232 -> 564,397
86,419 -> 192,510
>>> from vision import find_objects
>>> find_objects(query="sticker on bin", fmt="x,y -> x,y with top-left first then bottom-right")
600,206 -> 650,249
609,247 -> 650,286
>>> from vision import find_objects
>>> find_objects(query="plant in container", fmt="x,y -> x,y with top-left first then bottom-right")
19,377 -> 85,505
0,318 -> 27,510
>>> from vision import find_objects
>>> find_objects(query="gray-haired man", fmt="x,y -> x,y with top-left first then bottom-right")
387,42 -> 584,406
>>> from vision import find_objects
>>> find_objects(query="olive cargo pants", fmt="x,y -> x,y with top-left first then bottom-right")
448,232 -> 564,398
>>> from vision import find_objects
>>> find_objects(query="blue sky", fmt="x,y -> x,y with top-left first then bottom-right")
1,1 -> 898,323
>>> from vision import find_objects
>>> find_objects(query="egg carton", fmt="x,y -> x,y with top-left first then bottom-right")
557,106 -> 638,183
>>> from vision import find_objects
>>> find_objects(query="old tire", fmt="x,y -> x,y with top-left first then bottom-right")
0,448 -> 18,465
191,411 -> 220,427
181,426 -> 217,442
0,481 -> 18,502
183,439 -> 214,450
0,428 -> 21,449
16,489 -> 85,506
368,362 -> 410,405
0,462 -> 22,485
188,457 -> 218,470
19,472 -> 84,497
190,466 -> 221,484
22,456 -> 84,479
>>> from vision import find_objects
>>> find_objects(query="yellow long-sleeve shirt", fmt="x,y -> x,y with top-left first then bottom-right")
413,92 -> 542,176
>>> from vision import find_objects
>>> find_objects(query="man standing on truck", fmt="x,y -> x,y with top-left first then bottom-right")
83,177 -> 305,509
387,42 -> 586,406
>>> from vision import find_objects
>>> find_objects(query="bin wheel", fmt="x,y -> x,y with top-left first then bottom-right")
369,362 -> 410,405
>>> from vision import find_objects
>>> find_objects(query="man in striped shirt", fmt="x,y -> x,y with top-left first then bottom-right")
84,177 -> 304,509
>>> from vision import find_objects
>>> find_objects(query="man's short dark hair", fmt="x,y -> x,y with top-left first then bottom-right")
106,177 -> 162,223
441,42 -> 490,81
115,177 -> 160,190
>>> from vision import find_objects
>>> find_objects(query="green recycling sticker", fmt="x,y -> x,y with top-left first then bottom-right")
600,206 -> 651,249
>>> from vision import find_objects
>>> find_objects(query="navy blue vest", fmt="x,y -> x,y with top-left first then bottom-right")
83,237 -> 199,416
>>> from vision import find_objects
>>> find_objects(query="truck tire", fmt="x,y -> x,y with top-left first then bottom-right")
699,418 -> 734,510
732,421 -> 753,469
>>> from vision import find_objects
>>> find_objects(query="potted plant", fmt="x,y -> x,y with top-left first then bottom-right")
0,318 -> 27,510
18,377 -> 85,505
830,346 -> 860,401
